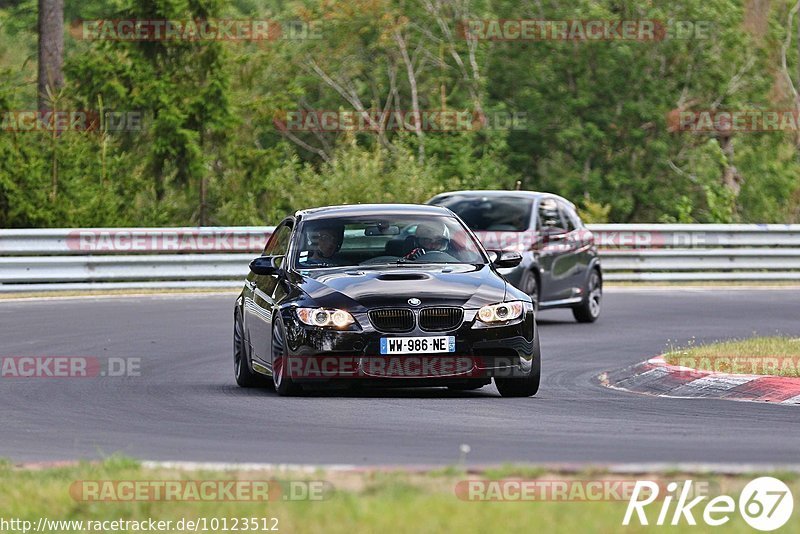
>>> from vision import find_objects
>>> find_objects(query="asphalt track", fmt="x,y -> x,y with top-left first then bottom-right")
1,289 -> 799,466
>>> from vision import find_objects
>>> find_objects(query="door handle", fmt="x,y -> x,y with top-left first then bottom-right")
543,232 -> 568,244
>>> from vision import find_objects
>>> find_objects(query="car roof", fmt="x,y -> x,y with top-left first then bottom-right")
296,203 -> 453,221
428,190 -> 575,208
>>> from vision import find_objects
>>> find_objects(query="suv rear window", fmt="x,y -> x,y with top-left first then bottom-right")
430,195 -> 533,231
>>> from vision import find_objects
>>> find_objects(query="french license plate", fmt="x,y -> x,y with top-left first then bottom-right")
380,336 -> 455,355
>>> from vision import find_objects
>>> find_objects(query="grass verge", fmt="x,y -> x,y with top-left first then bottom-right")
664,336 -> 800,377
1,458 -> 799,533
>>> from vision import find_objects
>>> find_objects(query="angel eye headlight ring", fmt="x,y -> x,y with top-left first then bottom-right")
476,302 -> 524,324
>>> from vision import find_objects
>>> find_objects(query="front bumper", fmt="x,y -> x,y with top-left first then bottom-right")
281,305 -> 536,382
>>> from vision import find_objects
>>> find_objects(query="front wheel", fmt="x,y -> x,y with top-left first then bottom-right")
234,308 -> 263,387
271,319 -> 301,396
494,336 -> 541,398
572,270 -> 602,323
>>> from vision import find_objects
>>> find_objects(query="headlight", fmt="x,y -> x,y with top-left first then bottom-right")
477,301 -> 524,324
296,307 -> 355,328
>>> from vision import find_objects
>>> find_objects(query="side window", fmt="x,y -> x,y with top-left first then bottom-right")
558,202 -> 579,232
263,222 -> 293,257
255,222 -> 293,295
537,198 -> 566,233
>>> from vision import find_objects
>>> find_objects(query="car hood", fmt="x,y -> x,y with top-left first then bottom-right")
292,264 -> 507,310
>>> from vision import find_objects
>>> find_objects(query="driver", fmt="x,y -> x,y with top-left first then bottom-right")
305,224 -> 344,265
405,221 -> 450,259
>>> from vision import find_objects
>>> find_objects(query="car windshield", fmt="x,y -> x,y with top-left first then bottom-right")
430,195 -> 533,232
295,215 -> 486,269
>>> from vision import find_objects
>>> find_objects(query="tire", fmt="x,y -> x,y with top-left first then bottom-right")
519,270 -> 540,312
271,319 -> 302,396
572,269 -> 602,323
234,307 -> 264,387
494,335 -> 541,397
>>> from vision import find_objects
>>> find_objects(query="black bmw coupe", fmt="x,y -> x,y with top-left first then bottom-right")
233,204 -> 540,397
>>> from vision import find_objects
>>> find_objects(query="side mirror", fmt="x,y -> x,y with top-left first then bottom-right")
489,250 -> 522,269
249,255 -> 283,276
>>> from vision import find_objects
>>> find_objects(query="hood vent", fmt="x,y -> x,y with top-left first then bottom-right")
377,273 -> 429,281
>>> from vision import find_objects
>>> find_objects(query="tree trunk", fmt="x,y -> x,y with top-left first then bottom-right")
718,135 -> 743,197
37,0 -> 64,111
199,175 -> 207,226
796,2 -> 800,151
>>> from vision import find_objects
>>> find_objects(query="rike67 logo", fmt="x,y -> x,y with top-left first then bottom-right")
623,477 -> 794,531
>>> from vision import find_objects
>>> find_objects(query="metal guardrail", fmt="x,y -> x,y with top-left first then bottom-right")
589,224 -> 800,282
1,225 -> 799,291
0,227 -> 272,255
